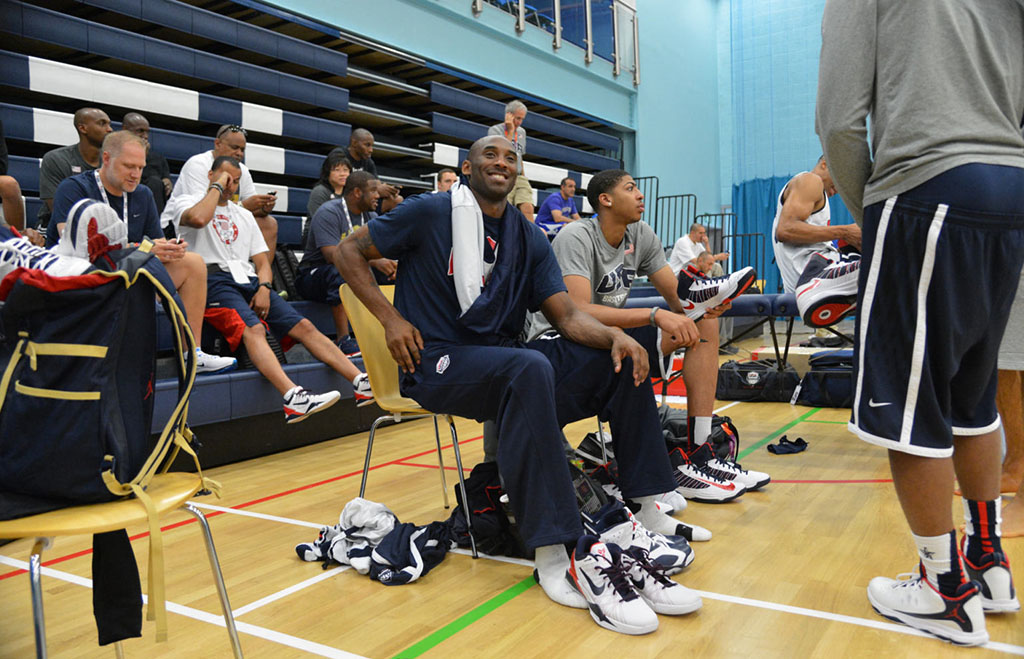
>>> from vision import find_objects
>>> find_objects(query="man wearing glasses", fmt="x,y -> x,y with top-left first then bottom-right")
164,124 -> 279,259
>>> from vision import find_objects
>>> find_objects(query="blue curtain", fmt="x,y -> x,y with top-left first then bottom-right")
733,176 -> 856,295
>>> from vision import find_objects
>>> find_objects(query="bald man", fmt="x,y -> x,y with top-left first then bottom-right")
122,112 -> 173,213
327,128 -> 402,212
38,107 -> 112,229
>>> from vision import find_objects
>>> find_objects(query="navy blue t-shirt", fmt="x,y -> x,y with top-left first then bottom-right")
46,171 -> 162,247
368,191 -> 566,346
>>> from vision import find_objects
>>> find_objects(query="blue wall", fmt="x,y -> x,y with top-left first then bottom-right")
268,0 -> 724,239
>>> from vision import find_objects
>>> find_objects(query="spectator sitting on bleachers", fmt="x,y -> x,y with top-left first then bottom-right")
47,130 -> 237,375
667,223 -> 728,278
307,151 -> 352,218
772,156 -> 863,327
296,171 -> 396,356
166,155 -> 373,423
684,251 -> 715,278
535,176 -> 582,234
435,168 -> 458,193
38,107 -> 112,231
327,128 -> 403,213
164,124 -> 279,261
0,119 -> 29,239
122,112 -> 173,215
488,100 -> 535,222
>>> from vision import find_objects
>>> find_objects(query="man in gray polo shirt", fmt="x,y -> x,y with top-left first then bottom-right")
38,107 -> 112,229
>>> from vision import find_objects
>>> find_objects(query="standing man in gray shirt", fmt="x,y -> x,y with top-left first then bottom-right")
38,107 -> 112,229
488,100 -> 536,222
817,0 -> 1024,645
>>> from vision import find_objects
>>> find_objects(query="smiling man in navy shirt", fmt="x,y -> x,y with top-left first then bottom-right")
335,135 -> 700,631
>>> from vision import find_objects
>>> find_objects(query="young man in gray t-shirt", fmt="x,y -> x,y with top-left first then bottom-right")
521,170 -> 765,507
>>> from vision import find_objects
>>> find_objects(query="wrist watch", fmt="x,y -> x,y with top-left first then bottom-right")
649,307 -> 659,325
258,281 -> 273,290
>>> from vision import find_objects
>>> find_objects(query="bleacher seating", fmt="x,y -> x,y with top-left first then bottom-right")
0,0 -> 630,465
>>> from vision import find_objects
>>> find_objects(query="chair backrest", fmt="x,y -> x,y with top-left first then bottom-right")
340,284 -> 424,414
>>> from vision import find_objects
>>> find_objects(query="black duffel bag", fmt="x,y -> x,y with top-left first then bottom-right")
716,359 -> 800,403
793,350 -> 854,408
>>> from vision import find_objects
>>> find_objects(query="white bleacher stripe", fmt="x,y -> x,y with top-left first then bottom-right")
253,183 -> 288,213
580,172 -> 593,188
244,144 -> 286,175
242,102 -> 283,136
32,108 -> 78,146
432,143 -> 461,167
28,56 -> 200,120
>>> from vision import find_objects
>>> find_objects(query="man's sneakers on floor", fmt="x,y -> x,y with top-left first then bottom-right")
867,566 -> 988,646
337,334 -> 361,357
352,372 -> 374,404
584,501 -> 694,573
687,442 -> 771,491
0,238 -> 92,279
795,254 -> 860,328
58,199 -> 128,269
961,544 -> 1020,613
195,348 -> 237,375
570,537 -> 659,635
681,265 -> 757,321
283,386 -> 341,424
621,546 -> 702,615
669,447 -> 746,503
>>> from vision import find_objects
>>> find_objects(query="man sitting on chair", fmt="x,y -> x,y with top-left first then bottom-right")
164,156 -> 373,424
336,136 -> 704,634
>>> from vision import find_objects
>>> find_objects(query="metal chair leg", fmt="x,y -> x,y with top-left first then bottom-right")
183,503 -> 243,659
113,641 -> 125,658
359,415 -> 392,498
596,421 -> 609,465
446,416 -> 477,558
29,538 -> 49,659
433,416 -> 450,509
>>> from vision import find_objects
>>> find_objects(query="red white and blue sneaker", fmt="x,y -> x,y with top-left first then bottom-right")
680,266 -> 757,321
352,373 -> 374,404
621,546 -> 702,615
867,566 -> 988,646
687,442 -> 771,491
0,238 -> 92,279
337,335 -> 361,357
58,199 -> 128,268
283,386 -> 341,424
961,544 -> 1019,613
669,447 -> 746,503
584,501 -> 695,573
195,348 -> 237,375
795,254 -> 860,328
570,536 -> 658,635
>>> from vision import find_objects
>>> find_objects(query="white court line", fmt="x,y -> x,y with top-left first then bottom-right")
232,566 -> 351,618
714,400 -> 741,414
660,397 -> 741,412
192,502 -> 324,529
450,547 -> 534,568
695,588 -> 1024,656
0,554 -> 368,659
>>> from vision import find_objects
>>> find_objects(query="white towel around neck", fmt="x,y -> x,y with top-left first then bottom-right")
451,182 -> 487,315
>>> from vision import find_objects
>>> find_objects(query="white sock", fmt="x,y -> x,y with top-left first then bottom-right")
283,385 -> 302,401
692,416 -> 712,446
534,544 -> 586,609
911,531 -> 957,590
629,495 -> 690,537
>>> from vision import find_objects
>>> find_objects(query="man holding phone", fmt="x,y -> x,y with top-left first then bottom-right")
164,124 -> 279,260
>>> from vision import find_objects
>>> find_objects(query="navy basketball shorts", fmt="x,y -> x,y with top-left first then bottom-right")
295,264 -> 344,307
850,196 -> 1024,457
206,271 -> 305,344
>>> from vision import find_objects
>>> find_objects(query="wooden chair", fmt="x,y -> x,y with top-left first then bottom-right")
340,284 -> 477,558
0,473 -> 243,658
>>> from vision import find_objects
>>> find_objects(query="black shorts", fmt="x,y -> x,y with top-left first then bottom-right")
850,192 -> 1024,457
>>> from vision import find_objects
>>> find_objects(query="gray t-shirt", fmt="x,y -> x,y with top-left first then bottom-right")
307,182 -> 339,219
38,143 -> 96,226
816,0 -> 1024,223
298,197 -> 376,271
526,217 -> 666,340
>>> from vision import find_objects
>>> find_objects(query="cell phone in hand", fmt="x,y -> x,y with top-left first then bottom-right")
268,191 -> 277,196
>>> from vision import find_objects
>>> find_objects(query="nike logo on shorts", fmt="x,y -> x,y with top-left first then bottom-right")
868,399 -> 892,408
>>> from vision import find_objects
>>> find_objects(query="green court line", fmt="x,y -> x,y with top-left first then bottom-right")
737,407 -> 821,460
392,575 -> 537,658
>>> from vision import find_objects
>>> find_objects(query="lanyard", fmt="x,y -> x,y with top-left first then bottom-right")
339,200 -> 364,232
94,171 -> 128,224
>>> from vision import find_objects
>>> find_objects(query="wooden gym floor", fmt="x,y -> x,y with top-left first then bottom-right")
2,342 -> 1023,657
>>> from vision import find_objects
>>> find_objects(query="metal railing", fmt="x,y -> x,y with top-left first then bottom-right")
723,232 -> 766,291
634,175 -> 659,227
474,0 -> 639,85
655,194 -> 698,247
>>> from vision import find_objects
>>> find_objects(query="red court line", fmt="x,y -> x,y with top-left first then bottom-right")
394,461 -> 470,472
774,479 -> 893,484
0,434 -> 483,580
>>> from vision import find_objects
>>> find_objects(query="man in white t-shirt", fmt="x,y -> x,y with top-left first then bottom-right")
164,125 -> 279,260
667,223 -> 728,277
165,155 -> 373,424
